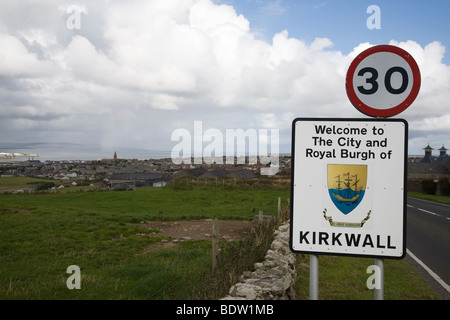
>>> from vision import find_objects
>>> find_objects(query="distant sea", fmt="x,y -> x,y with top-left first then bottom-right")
0,143 -> 172,161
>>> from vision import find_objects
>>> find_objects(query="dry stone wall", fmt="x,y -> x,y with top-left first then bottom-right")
222,221 -> 296,300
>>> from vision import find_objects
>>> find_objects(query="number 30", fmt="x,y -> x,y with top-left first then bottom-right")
357,67 -> 409,95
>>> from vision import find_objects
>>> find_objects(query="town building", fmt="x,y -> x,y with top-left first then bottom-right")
408,144 -> 450,179
407,144 -> 450,195
108,172 -> 168,190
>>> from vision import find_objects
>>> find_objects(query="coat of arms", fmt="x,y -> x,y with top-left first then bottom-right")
328,164 -> 367,214
324,164 -> 371,228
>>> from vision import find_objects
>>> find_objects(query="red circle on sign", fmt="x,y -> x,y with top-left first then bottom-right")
346,45 -> 421,118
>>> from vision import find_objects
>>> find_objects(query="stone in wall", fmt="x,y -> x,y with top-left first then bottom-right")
221,221 -> 296,300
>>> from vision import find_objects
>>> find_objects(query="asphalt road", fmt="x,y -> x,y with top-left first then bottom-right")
406,197 -> 450,297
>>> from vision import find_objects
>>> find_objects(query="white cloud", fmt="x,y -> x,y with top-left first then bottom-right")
0,33 -> 56,78
0,0 -> 448,156
392,40 -> 450,122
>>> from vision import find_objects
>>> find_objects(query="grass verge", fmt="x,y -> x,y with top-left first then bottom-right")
407,192 -> 450,205
294,254 -> 441,300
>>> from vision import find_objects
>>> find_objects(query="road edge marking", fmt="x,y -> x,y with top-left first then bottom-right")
407,249 -> 450,293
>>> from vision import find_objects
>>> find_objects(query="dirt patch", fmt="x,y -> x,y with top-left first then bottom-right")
140,219 -> 254,241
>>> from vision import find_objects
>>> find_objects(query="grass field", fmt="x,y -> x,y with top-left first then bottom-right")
0,180 -> 289,299
0,176 -> 443,300
0,176 -> 54,193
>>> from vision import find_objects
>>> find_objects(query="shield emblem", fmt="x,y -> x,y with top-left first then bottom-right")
327,164 -> 367,215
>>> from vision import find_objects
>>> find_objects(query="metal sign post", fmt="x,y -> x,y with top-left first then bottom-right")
310,255 -> 319,300
374,258 -> 384,300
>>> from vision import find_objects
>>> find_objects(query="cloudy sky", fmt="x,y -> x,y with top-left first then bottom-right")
0,0 -> 449,159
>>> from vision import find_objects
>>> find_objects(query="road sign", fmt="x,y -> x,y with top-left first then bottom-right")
346,45 -> 421,118
290,118 -> 407,259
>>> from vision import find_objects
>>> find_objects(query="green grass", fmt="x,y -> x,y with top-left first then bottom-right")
0,184 -> 289,299
0,176 -> 95,194
0,184 -> 286,220
0,176 -> 52,192
407,192 -> 450,205
294,254 -> 440,300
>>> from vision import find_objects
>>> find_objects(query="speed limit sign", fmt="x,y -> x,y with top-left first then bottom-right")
346,45 -> 421,118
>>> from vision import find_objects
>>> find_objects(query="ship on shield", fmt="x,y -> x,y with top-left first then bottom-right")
328,164 -> 367,215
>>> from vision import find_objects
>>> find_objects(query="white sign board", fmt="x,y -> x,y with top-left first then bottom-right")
290,118 -> 407,259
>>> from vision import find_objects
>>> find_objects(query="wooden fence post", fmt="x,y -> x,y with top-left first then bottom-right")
212,221 -> 219,272
278,197 -> 281,216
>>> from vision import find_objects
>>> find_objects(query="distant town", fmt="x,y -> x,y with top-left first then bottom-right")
0,144 -> 448,194
0,151 -> 292,191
